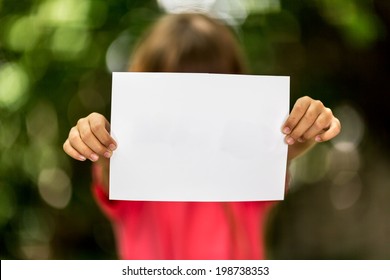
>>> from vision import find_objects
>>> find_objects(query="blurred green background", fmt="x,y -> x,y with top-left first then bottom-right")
1,0 -> 389,259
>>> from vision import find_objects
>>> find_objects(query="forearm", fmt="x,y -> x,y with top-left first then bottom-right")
92,158 -> 110,194
287,139 -> 316,162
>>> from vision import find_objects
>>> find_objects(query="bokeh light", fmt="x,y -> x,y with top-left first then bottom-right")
37,0 -> 90,27
26,101 -> 58,144
105,31 -> 133,72
329,171 -> 362,210
158,0 -> 281,25
331,103 -> 365,152
6,16 -> 40,52
50,27 -> 90,60
38,168 -> 72,209
0,62 -> 29,110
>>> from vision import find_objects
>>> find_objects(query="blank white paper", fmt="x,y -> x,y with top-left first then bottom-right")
109,72 -> 289,201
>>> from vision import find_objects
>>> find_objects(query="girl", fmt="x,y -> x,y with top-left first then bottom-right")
63,13 -> 341,259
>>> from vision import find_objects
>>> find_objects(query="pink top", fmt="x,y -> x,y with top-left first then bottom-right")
92,165 -> 281,259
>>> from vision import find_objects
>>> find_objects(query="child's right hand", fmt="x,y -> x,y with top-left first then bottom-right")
63,113 -> 117,162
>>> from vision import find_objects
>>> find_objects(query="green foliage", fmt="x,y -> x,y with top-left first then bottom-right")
0,0 -> 160,259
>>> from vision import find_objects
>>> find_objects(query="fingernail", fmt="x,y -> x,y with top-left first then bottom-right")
283,127 -> 291,134
315,136 -> 322,142
109,144 -> 117,151
90,154 -> 99,162
79,155 -> 87,161
297,137 -> 305,143
104,151 -> 112,159
286,137 -> 295,145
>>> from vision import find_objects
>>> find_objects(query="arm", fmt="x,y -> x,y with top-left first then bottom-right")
63,113 -> 116,194
282,96 -> 341,162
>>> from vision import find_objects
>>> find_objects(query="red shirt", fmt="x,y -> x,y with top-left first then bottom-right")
93,183 -> 277,259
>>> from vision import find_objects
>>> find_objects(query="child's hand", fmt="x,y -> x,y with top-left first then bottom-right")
282,96 -> 341,146
63,113 -> 117,162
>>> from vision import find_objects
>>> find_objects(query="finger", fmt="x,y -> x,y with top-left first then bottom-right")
77,118 -> 113,159
302,108 -> 333,141
288,99 -> 324,142
63,139 -> 87,161
68,126 -> 100,161
315,117 -> 341,142
282,96 -> 312,135
88,113 -> 117,151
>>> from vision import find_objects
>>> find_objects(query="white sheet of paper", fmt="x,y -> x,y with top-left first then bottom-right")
110,72 -> 289,201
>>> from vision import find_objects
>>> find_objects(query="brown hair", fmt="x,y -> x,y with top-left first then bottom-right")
129,13 -> 247,74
